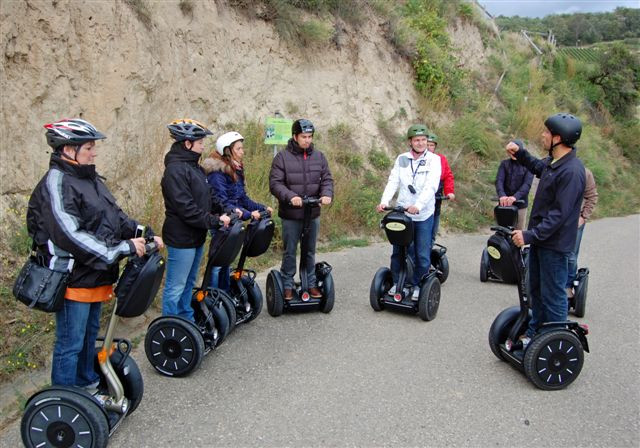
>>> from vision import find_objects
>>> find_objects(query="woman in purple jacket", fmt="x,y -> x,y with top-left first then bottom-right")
202,131 -> 272,290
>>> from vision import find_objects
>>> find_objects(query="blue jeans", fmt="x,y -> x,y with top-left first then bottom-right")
526,246 -> 569,337
162,245 -> 204,322
391,215 -> 434,285
566,224 -> 585,288
209,265 -> 230,291
52,300 -> 102,387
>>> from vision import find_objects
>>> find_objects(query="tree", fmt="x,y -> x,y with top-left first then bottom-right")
589,43 -> 640,118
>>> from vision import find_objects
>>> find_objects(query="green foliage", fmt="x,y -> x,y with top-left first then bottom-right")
458,2 -> 474,21
448,113 -> 500,158
496,7 -> 640,46
368,148 -> 392,171
298,19 -> 334,46
611,119 -> 640,165
588,43 -> 640,118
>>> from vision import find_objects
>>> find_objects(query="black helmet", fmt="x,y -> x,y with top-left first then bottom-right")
167,119 -> 213,142
292,119 -> 315,136
544,113 -> 582,146
44,118 -> 106,150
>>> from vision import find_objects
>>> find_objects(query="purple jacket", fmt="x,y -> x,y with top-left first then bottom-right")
269,139 -> 333,220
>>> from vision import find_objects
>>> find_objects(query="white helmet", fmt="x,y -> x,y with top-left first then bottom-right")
215,131 -> 244,156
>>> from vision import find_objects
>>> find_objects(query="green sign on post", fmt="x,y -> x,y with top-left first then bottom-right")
264,117 -> 293,146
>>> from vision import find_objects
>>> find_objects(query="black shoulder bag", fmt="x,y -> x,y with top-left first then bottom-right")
13,242 -> 70,313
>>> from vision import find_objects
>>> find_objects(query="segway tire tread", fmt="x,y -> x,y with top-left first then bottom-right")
418,275 -> 441,321
144,317 -> 205,377
523,330 -> 584,391
22,388 -> 109,448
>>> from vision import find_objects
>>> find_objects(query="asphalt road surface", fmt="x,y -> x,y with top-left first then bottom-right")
3,215 -> 639,447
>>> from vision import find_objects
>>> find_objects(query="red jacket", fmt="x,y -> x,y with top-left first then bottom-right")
437,153 -> 455,196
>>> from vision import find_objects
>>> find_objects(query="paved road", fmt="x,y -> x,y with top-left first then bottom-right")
3,215 -> 639,447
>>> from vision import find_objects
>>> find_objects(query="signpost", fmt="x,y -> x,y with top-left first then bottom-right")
264,115 -> 293,158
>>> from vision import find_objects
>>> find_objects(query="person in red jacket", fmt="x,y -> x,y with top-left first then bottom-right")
427,133 -> 455,245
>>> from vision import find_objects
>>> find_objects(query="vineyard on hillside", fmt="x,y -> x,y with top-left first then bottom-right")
556,47 -> 601,62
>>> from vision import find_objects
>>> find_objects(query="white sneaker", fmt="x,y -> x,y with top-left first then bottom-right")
412,287 -> 420,300
518,335 -> 531,349
388,284 -> 396,295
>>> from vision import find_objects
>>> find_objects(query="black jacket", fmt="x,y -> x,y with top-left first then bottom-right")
161,143 -> 226,248
269,139 -> 333,220
495,159 -> 534,209
27,153 -> 140,288
515,147 -> 585,253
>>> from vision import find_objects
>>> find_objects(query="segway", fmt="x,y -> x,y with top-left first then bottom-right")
227,210 -> 275,324
480,200 -> 525,283
144,217 -> 245,377
369,206 -> 441,321
430,194 -> 450,284
21,237 -> 165,448
266,197 -> 334,316
487,225 -> 590,390
569,267 -> 589,318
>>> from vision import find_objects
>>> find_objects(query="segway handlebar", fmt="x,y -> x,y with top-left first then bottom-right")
490,225 -> 515,239
382,205 -> 408,213
143,237 -> 159,254
248,209 -> 272,221
490,197 -> 525,207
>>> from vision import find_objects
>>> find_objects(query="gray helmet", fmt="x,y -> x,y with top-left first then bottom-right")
544,113 -> 582,146
44,118 -> 106,150
167,119 -> 213,142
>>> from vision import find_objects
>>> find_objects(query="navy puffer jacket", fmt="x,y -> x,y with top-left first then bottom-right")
201,156 -> 266,220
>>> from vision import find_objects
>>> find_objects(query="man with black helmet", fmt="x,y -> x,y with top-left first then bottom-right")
507,113 -> 586,346
28,118 -> 163,388
269,119 -> 334,300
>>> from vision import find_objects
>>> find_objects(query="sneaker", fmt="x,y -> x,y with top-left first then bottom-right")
566,287 -> 574,299
387,284 -> 396,295
412,287 -> 420,300
309,287 -> 323,298
518,335 -> 531,349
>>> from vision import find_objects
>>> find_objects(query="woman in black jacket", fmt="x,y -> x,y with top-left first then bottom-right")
160,119 -> 230,321
28,118 -> 162,387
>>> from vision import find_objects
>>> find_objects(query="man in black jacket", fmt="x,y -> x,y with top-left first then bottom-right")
269,119 -> 333,300
507,113 -> 586,346
495,153 -> 534,230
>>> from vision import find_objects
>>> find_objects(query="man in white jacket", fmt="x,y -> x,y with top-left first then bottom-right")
377,124 -> 442,297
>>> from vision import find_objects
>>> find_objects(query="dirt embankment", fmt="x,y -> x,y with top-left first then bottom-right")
1,1 -> 420,212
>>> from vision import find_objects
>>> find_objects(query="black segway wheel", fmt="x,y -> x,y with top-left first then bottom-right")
21,388 -> 109,448
320,273 -> 335,313
524,330 -> 584,390
215,289 -> 237,332
435,253 -> 449,284
572,268 -> 589,318
369,267 -> 392,311
266,272 -> 284,317
488,306 -> 520,361
206,297 -> 230,345
241,276 -> 263,322
480,249 -> 489,283
418,275 -> 441,321
145,317 -> 205,377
